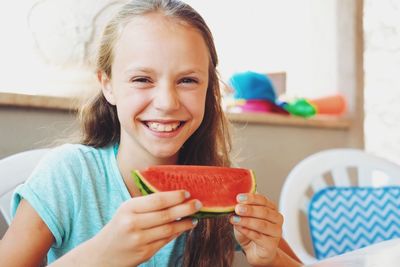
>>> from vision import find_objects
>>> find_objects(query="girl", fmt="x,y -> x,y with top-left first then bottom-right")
0,0 -> 302,266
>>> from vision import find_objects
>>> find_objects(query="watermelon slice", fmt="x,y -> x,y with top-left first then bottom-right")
132,165 -> 256,218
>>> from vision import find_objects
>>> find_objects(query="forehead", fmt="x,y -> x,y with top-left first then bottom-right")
122,12 -> 194,36
112,13 -> 210,69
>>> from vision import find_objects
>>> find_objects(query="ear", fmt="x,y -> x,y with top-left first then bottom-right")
98,71 -> 116,105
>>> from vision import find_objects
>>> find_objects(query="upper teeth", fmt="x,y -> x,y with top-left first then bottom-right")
146,122 -> 181,132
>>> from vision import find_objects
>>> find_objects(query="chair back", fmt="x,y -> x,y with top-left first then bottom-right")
0,148 -> 51,224
279,148 -> 400,264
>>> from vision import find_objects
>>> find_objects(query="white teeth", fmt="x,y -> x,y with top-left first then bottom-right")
146,121 -> 181,132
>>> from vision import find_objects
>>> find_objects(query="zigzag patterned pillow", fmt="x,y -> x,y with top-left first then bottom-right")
308,186 -> 400,260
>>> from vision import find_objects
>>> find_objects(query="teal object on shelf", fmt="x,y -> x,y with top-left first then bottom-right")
229,71 -> 276,102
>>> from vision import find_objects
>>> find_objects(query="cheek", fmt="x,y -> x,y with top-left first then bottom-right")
117,94 -> 149,121
186,91 -> 207,119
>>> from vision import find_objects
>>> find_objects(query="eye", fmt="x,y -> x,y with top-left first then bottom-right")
179,77 -> 199,84
131,77 -> 152,83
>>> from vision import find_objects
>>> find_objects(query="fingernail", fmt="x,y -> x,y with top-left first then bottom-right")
232,215 -> 241,223
184,191 -> 191,199
195,200 -> 203,210
192,218 -> 199,225
237,194 -> 248,202
238,205 -> 247,214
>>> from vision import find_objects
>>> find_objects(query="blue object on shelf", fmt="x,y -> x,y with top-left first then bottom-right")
229,71 -> 276,102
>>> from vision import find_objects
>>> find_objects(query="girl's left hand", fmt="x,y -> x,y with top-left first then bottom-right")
231,193 -> 284,267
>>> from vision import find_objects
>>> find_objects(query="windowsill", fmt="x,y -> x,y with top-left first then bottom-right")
0,92 -> 351,129
0,92 -> 81,111
228,112 -> 351,129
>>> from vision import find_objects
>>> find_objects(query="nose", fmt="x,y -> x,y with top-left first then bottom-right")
153,82 -> 180,111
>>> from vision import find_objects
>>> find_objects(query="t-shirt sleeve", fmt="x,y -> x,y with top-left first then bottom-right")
11,145 -> 83,248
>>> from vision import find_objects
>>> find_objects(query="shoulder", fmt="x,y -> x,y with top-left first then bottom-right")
37,143 -> 112,171
21,143 -> 115,191
44,143 -> 102,162
11,144 -> 117,244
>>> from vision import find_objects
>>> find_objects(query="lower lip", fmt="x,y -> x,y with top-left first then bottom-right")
143,123 -> 185,138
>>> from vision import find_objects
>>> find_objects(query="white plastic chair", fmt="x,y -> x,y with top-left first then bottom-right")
0,148 -> 51,225
279,148 -> 400,265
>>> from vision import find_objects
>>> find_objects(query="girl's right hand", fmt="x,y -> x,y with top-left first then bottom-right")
90,190 -> 201,267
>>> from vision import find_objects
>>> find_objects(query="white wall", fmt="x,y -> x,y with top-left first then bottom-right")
0,0 -> 351,102
364,0 -> 400,164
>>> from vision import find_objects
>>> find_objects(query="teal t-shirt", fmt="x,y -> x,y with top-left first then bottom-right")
11,143 -> 184,266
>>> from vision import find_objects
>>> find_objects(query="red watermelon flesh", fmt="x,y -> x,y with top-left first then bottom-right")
133,165 -> 256,213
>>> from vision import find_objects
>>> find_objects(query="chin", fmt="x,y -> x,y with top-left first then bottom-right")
149,148 -> 180,161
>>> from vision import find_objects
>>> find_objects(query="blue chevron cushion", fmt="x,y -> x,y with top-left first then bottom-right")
308,186 -> 400,260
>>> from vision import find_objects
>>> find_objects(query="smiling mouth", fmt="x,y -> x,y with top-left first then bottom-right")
142,121 -> 185,132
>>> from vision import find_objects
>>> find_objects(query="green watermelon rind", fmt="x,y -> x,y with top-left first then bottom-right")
131,168 -> 256,218
133,172 -> 151,196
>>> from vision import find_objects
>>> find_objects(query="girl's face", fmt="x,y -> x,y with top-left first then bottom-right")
102,13 -> 209,161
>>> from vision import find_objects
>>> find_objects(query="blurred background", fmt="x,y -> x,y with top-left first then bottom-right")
2,1 -> 400,265
3,0 -> 399,163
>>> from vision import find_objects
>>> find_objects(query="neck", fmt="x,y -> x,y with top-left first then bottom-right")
116,136 -> 178,197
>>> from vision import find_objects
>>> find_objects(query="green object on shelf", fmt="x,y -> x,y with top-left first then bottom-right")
283,98 -> 317,118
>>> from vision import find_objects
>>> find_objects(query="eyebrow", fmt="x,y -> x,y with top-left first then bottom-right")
178,69 -> 207,76
124,67 -> 155,76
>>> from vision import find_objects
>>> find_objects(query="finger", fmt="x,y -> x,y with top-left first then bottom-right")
233,225 -> 251,245
234,204 -> 283,224
140,217 -> 198,244
136,199 -> 202,229
230,215 -> 282,238
234,225 -> 278,252
237,193 -> 276,210
126,190 -> 191,213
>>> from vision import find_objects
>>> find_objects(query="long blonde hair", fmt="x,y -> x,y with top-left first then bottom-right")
80,0 -> 235,266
